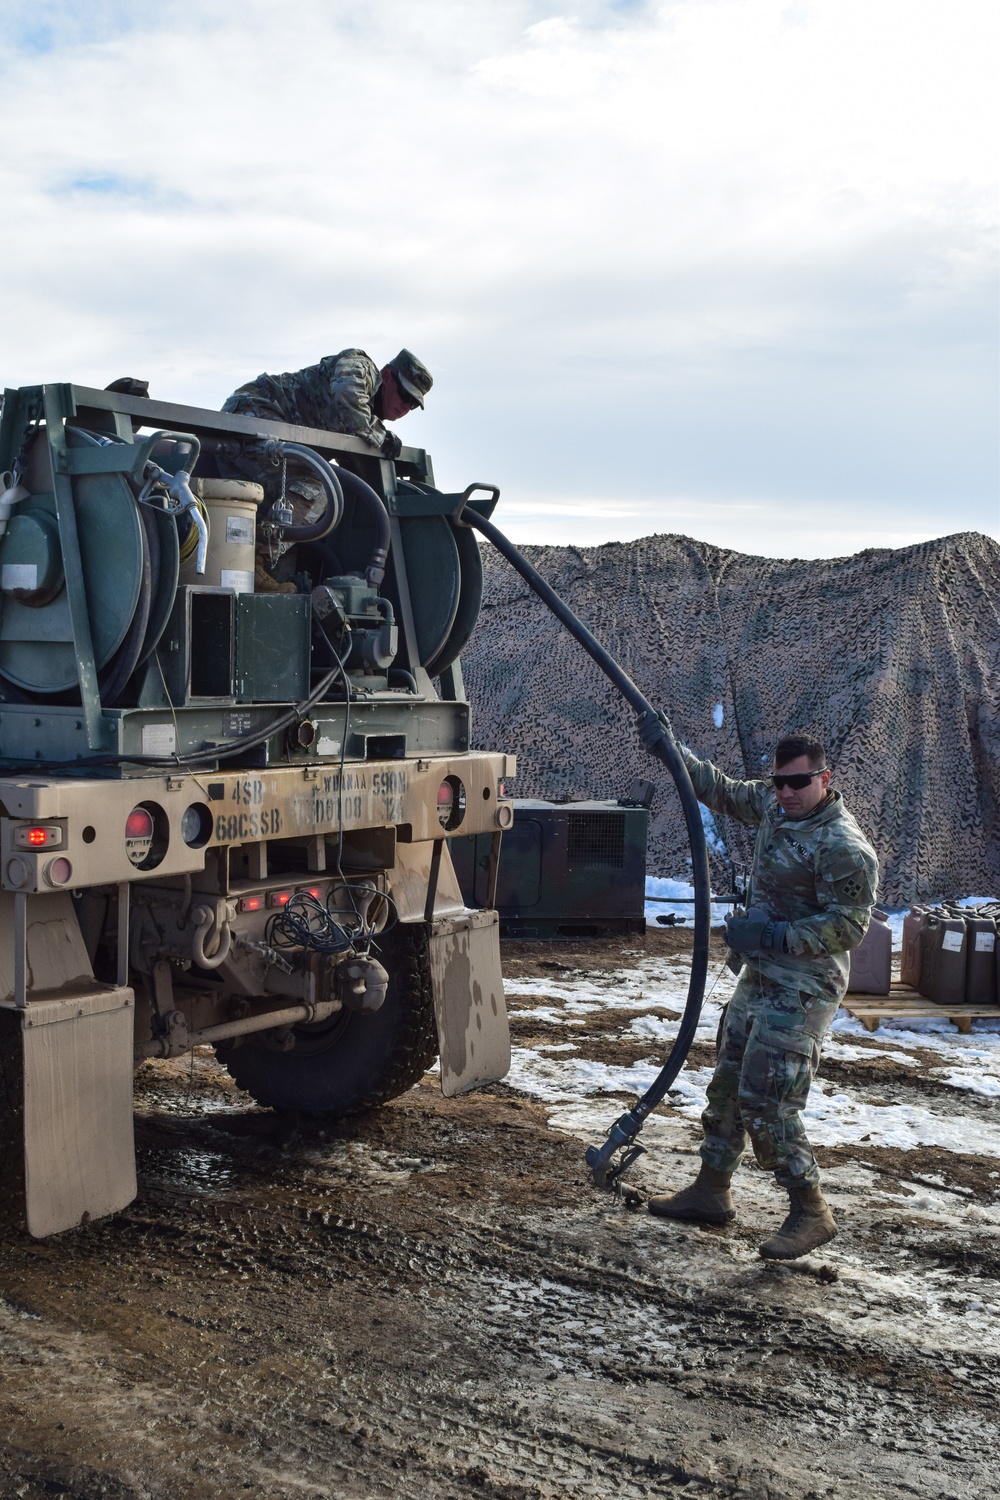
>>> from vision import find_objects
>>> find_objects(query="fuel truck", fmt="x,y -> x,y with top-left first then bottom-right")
0,381 -> 514,1237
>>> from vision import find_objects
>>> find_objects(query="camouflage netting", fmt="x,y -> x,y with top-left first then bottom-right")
462,530 -> 1000,904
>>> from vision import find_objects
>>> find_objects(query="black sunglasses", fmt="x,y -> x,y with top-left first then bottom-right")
771,769 -> 829,791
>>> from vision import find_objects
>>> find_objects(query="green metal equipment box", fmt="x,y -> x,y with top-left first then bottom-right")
450,798 -> 648,939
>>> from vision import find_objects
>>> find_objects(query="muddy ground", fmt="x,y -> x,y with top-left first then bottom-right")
1,929 -> 999,1500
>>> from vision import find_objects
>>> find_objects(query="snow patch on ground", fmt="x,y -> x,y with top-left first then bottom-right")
832,1009 -> 1000,1052
821,1038 -> 922,1066
507,956 -> 735,1007
503,954 -> 1000,1158
930,1068 -> 1000,1098
644,877 -> 737,926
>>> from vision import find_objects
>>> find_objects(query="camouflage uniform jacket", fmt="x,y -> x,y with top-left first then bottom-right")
681,749 -> 878,1002
222,349 -> 390,452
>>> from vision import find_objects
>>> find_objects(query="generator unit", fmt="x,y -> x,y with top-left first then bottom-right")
0,379 -> 514,1237
450,795 -> 649,939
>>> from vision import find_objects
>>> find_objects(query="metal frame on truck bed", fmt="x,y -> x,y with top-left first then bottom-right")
0,381 -> 513,1237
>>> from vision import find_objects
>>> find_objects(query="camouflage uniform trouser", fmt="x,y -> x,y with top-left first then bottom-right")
699,969 -> 839,1188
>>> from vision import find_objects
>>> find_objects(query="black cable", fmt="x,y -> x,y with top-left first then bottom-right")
460,507 -> 712,1188
265,892 -> 358,965
325,883 -> 399,953
308,610 -> 355,922
0,656 -> 349,775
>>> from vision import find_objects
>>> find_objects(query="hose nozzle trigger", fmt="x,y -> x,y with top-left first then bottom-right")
585,1105 -> 648,1190
609,1145 -> 647,1195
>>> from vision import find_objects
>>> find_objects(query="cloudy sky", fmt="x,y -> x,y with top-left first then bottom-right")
1,0 -> 996,557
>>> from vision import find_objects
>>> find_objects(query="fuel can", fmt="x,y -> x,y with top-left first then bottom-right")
847,908 -> 892,995
900,906 -> 929,988
965,916 -> 997,1006
918,916 -> 967,1006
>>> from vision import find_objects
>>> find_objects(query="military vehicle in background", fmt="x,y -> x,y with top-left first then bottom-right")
0,380 -> 513,1236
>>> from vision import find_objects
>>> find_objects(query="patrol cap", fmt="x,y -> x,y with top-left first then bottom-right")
388,349 -> 433,409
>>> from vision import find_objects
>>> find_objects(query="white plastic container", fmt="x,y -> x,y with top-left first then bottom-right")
179,479 -> 263,594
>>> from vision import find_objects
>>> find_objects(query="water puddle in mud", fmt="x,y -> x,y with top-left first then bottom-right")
149,1146 -> 241,1193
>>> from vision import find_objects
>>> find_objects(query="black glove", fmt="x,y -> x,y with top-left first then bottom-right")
637,707 -> 673,752
380,431 -> 402,460
724,907 -> 788,956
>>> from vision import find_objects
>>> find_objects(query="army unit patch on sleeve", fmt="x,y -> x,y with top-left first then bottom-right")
826,849 -> 876,906
835,872 -> 868,903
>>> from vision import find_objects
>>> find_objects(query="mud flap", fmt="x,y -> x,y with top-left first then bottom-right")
19,986 -> 136,1237
429,909 -> 510,1097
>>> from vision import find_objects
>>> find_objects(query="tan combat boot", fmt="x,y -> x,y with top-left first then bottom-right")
758,1183 -> 837,1260
648,1166 -> 736,1225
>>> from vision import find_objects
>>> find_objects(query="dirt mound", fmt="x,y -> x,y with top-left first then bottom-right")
464,529 -> 1000,902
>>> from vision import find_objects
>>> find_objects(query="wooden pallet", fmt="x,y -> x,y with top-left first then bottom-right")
843,980 -> 1000,1034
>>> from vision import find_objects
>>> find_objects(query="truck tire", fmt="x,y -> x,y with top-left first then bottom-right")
216,921 -> 438,1116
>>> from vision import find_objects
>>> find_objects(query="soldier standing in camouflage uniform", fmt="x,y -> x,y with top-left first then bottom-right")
640,728 -> 877,1259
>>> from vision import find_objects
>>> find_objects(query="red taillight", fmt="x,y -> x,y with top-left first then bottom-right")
238,895 -> 263,913
267,890 -> 291,908
125,807 -> 154,840
437,775 -> 465,830
13,822 -> 64,851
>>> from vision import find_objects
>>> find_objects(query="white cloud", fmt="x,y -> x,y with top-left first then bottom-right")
0,0 -> 995,557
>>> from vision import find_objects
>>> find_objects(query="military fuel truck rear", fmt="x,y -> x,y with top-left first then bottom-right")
0,381 -> 514,1237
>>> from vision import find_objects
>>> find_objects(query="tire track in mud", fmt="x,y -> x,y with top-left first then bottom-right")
0,1146 -> 742,1497
79,1136 -> 1000,1465
0,1259 -> 734,1500
3,923 -> 1000,1500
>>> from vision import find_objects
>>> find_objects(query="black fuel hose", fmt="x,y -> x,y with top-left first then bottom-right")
460,508 -> 712,1189
334,467 -> 391,588
261,441 -> 344,544
237,440 -> 389,587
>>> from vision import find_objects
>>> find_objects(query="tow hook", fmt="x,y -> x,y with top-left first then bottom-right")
190,902 -> 233,970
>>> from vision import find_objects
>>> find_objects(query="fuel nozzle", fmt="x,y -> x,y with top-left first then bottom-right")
585,1103 -> 649,1190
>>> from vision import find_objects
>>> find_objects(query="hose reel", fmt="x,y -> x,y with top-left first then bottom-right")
0,429 -> 183,703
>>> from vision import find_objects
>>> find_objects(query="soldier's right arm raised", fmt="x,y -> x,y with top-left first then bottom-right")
679,747 -> 767,827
